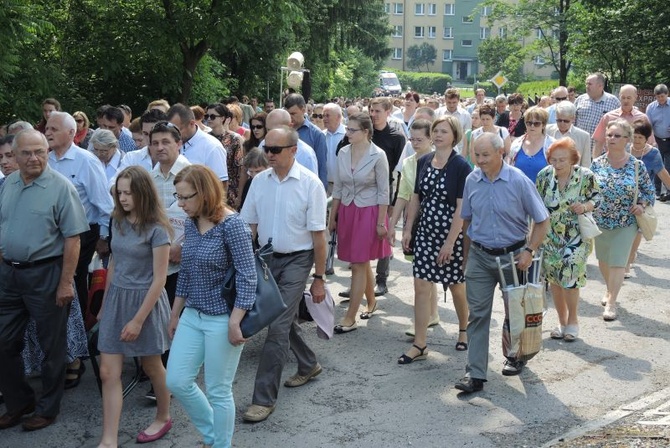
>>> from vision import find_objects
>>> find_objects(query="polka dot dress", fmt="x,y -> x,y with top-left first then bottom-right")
413,165 -> 464,285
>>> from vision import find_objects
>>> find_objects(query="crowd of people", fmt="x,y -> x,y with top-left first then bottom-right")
0,74 -> 668,446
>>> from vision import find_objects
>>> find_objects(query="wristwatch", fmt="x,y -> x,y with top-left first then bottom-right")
312,274 -> 325,280
524,247 -> 534,255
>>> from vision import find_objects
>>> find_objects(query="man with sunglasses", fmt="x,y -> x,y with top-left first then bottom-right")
240,126 -> 327,423
260,109 -> 317,175
546,86 -> 569,125
546,101 -> 592,167
592,84 -> 654,157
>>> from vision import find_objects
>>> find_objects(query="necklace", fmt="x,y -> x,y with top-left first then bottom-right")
607,152 -> 628,165
631,145 -> 647,158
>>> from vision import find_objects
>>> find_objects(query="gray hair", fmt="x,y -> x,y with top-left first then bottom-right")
474,132 -> 504,151
7,121 -> 33,135
322,103 -> 342,117
89,128 -> 118,150
495,94 -> 508,104
654,84 -> 668,95
11,129 -> 48,152
555,100 -> 576,118
243,147 -> 269,169
415,106 -> 435,119
50,111 -> 76,132
607,118 -> 633,139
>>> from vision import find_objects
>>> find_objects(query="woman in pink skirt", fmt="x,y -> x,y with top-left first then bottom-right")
328,112 -> 392,334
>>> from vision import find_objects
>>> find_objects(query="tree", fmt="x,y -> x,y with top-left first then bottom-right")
477,37 -> 525,84
406,43 -> 437,72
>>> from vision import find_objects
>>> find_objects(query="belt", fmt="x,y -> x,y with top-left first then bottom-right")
656,137 -> 670,142
3,255 -> 63,269
471,240 -> 526,256
272,249 -> 312,259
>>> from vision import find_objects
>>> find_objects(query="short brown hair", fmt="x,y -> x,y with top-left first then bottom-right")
508,93 -> 524,105
173,165 -> 226,223
445,88 -> 460,100
369,97 -> 392,111
547,137 -> 580,165
431,115 -> 463,148
632,119 -> 652,139
478,104 -> 495,119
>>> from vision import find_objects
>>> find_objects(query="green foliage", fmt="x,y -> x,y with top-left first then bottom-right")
326,48 -> 381,100
516,80 -> 559,98
406,43 -> 438,72
477,37 -> 525,85
394,70 -> 453,95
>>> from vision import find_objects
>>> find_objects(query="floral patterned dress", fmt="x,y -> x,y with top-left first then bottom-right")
211,130 -> 245,208
536,165 -> 601,288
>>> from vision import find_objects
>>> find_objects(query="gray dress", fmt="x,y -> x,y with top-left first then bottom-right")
98,219 -> 171,356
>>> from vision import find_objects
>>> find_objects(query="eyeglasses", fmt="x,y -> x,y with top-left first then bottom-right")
556,119 -> 572,124
554,97 -> 568,101
75,119 -> 84,123
409,137 -> 427,143
606,133 -> 624,139
93,147 -> 114,153
526,121 -> 543,127
263,144 -> 294,154
311,114 -> 323,119
173,192 -> 198,201
345,127 -> 362,133
204,114 -> 221,121
251,125 -> 264,130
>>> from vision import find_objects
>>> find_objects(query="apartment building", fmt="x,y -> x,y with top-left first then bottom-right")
385,0 -> 554,81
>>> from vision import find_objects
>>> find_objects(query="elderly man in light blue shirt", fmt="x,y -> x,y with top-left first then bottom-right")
322,103 -> 346,194
455,132 -> 549,394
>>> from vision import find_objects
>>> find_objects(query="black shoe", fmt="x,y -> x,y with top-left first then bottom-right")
502,359 -> 525,376
455,377 -> 484,393
660,193 -> 670,203
374,283 -> 388,296
145,386 -> 156,401
338,289 -> 350,299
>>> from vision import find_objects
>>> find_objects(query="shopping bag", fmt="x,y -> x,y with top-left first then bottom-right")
498,251 -> 544,363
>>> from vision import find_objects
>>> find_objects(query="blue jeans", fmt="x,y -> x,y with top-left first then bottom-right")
166,308 -> 243,448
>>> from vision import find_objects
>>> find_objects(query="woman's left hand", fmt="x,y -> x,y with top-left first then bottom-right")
376,224 -> 387,240
437,242 -> 454,266
630,203 -> 645,216
120,319 -> 143,342
228,323 -> 246,346
570,202 -> 587,215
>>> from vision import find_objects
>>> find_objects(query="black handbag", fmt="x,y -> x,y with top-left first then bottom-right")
222,238 -> 287,338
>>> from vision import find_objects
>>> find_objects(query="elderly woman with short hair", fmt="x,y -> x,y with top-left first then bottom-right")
508,106 -> 555,183
591,119 -> 655,321
545,101 -> 591,167
90,128 -> 123,182
536,138 -> 601,341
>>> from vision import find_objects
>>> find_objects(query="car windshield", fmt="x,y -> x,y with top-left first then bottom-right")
382,78 -> 399,86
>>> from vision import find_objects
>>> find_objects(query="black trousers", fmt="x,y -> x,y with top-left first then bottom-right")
75,224 -> 100,316
0,259 -> 69,417
655,138 -> 670,195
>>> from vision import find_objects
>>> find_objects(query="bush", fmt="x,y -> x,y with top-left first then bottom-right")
390,69 -> 453,95
516,80 -> 559,99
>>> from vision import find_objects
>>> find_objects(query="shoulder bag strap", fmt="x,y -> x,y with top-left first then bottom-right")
633,159 -> 639,204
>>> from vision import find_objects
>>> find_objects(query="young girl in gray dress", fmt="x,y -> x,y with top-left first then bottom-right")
97,166 -> 173,447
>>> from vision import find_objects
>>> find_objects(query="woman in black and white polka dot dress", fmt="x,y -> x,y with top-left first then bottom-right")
400,116 -> 472,364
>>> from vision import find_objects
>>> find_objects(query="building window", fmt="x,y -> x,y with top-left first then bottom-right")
482,6 -> 493,16
393,25 -> 403,37
535,55 -> 546,65
480,27 -> 491,39
462,15 -> 473,23
444,3 -> 454,15
428,3 -> 437,15
536,28 -> 543,39
443,27 -> 453,39
393,3 -> 403,14
384,2 -> 390,13
415,3 -> 424,15
461,39 -> 473,47
428,26 -> 436,38
393,48 -> 403,60
498,26 -> 507,38
443,50 -> 453,61
414,26 -> 424,38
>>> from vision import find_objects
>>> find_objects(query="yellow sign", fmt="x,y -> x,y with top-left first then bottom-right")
491,71 -> 508,88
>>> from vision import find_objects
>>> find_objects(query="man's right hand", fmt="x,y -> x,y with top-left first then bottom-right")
56,282 -> 75,307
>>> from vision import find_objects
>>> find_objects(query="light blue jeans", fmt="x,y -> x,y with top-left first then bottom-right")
166,307 -> 243,448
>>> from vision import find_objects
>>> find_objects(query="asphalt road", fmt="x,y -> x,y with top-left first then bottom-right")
2,203 -> 670,448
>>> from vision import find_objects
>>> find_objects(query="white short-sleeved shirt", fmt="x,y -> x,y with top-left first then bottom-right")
240,161 -> 327,253
181,128 -> 228,181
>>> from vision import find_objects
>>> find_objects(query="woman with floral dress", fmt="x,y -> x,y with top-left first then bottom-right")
536,138 -> 601,341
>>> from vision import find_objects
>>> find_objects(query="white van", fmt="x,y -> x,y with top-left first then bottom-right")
379,72 -> 402,96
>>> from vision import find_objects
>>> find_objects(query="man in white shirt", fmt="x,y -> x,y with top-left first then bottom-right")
322,103 -> 346,194
467,89 -> 486,114
545,101 -> 592,167
436,88 -> 472,152
240,126 -> 327,423
167,103 -> 228,192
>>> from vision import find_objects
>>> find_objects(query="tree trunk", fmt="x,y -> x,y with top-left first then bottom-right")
178,41 -> 210,104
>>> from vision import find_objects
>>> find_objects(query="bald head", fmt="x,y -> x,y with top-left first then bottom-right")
322,103 -> 343,132
619,84 -> 638,110
12,129 -> 49,182
553,86 -> 568,102
266,109 -> 291,130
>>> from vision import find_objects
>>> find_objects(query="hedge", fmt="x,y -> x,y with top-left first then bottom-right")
390,70 -> 453,95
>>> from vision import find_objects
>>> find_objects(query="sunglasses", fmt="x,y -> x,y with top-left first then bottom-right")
251,125 -> 264,130
204,114 -> 221,121
75,119 -> 84,123
312,114 -> 323,119
556,119 -> 571,124
526,121 -> 543,127
606,133 -> 624,139
263,144 -> 294,154
554,96 -> 568,101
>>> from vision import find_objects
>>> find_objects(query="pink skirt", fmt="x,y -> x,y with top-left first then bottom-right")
336,203 -> 392,263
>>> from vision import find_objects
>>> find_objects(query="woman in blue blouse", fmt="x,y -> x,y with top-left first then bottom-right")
166,165 -> 257,448
591,120 -> 655,322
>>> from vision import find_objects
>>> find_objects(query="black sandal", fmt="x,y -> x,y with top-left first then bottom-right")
455,329 -> 468,351
64,360 -> 86,390
398,344 -> 428,364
